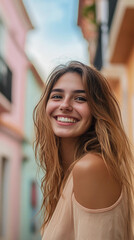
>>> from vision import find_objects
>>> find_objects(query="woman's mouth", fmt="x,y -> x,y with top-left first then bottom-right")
55,116 -> 79,123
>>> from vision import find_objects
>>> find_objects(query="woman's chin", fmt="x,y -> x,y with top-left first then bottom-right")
54,131 -> 77,139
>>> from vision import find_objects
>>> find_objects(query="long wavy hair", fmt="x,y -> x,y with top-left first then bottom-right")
33,61 -> 134,234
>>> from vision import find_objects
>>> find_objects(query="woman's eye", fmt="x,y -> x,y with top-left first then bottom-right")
51,95 -> 62,99
75,96 -> 87,102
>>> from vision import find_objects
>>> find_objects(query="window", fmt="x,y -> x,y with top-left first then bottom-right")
30,181 -> 38,233
0,19 -> 12,103
0,56 -> 12,102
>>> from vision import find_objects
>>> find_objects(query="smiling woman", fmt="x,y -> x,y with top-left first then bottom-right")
33,61 -> 134,240
46,72 -> 92,139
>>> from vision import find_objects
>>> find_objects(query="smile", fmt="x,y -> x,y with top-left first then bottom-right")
56,116 -> 78,123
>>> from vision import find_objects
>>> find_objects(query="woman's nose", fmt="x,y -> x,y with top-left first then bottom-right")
59,99 -> 73,111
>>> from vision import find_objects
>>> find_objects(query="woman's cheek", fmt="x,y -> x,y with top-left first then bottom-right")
45,102 -> 51,116
46,101 -> 56,116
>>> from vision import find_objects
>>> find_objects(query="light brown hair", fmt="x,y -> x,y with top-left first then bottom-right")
33,61 -> 134,234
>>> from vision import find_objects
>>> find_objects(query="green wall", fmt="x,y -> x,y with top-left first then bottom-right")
20,69 -> 44,240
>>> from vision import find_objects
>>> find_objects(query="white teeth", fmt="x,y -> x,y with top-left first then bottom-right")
57,117 -> 77,123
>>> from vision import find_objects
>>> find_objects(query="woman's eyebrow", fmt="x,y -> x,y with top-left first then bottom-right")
51,88 -> 64,92
73,90 -> 86,93
51,89 -> 86,93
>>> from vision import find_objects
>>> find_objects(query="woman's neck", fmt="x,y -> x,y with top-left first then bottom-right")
60,138 -> 77,173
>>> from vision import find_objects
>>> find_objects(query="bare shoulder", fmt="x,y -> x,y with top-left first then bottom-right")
73,153 -> 121,209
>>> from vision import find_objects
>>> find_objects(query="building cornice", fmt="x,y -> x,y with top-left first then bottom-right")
29,63 -> 45,88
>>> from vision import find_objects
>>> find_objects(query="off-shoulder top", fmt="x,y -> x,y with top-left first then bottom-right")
42,172 -> 133,240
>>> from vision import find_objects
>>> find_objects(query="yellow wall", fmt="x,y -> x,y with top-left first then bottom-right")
127,47 -> 134,143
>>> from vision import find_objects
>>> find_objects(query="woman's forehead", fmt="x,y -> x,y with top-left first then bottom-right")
52,72 -> 84,89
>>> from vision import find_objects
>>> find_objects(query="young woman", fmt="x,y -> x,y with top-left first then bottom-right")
33,61 -> 134,239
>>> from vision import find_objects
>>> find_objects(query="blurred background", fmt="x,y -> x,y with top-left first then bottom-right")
0,0 -> 134,239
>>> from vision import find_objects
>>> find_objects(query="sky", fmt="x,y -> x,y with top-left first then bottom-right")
23,0 -> 89,80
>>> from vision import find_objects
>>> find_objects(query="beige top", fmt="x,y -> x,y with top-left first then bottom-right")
42,172 -> 132,240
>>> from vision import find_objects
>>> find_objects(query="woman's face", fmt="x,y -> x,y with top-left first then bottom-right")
46,72 -> 92,139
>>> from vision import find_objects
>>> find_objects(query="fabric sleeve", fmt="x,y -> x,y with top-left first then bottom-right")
72,193 -> 125,240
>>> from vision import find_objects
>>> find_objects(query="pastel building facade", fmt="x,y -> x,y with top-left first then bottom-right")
0,0 -> 43,239
20,64 -> 44,240
78,0 -> 134,144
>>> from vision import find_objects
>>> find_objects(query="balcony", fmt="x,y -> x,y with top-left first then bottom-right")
109,0 -> 134,63
0,56 -> 12,114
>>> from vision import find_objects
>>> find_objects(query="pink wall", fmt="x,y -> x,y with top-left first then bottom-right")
0,0 -> 31,134
0,131 -> 22,239
0,0 -> 33,239
1,0 -> 31,46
